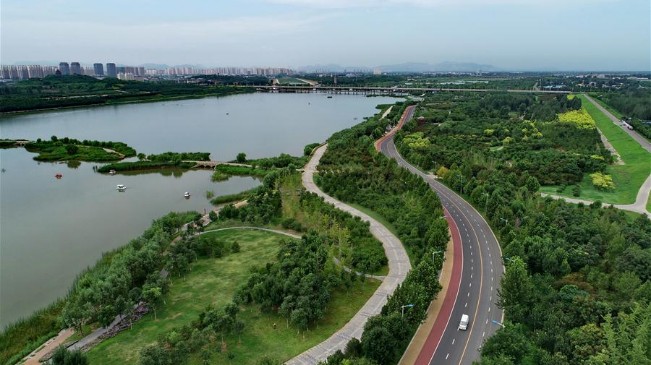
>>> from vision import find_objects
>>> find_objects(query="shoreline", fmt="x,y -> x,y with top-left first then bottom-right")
0,88 -> 252,117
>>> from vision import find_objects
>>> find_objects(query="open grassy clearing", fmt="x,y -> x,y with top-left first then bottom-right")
541,95 -> 650,206
86,229 -> 288,365
188,276 -> 379,365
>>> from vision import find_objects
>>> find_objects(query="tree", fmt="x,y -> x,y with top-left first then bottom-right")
142,286 -> 162,319
236,152 -> 246,163
497,257 -> 533,324
139,345 -> 172,365
65,144 -> 79,155
51,346 -> 89,365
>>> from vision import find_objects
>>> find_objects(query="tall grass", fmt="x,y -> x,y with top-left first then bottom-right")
0,300 -> 65,365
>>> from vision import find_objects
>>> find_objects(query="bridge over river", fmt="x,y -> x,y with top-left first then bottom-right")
247,85 -> 571,95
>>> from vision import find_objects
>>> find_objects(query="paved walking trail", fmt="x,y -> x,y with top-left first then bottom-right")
541,172 -> 651,218
22,329 -> 74,364
287,144 -> 411,365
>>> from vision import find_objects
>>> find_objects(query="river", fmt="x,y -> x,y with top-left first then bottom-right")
0,92 -> 396,329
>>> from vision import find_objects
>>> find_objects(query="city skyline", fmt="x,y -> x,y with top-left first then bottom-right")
1,0 -> 650,71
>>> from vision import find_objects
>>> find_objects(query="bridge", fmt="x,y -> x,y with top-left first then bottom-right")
183,160 -> 252,169
247,85 -> 571,95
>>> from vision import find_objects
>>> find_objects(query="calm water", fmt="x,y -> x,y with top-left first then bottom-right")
0,93 -> 396,329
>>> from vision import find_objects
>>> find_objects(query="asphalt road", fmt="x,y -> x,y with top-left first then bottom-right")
583,94 -> 651,153
378,106 -> 504,365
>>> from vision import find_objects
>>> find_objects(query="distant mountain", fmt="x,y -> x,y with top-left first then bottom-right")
377,62 -> 500,73
298,64 -> 372,73
298,62 -> 500,73
138,63 -> 169,70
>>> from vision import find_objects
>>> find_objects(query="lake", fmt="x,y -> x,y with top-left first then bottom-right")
0,92 -> 397,329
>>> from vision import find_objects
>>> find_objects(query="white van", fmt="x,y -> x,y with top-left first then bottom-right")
458,314 -> 469,330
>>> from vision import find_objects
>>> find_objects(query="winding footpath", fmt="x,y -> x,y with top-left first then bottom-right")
378,106 -> 504,365
286,144 -> 411,365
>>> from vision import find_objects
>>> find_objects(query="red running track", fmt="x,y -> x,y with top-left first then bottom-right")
414,207 -> 463,365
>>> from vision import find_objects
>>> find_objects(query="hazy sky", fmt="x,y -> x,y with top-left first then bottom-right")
1,0 -> 649,70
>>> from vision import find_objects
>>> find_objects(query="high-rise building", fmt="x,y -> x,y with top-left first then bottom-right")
70,62 -> 81,75
20,67 -> 30,80
28,65 -> 44,78
59,62 -> 70,75
93,63 -> 104,76
106,63 -> 117,78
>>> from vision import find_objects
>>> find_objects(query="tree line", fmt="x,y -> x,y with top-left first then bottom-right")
396,92 -> 651,364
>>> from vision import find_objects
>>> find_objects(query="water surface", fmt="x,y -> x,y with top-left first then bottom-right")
0,93 -> 396,328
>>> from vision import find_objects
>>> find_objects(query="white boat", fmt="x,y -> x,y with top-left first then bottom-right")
116,184 -> 127,191
184,192 -> 191,198
109,170 -> 116,175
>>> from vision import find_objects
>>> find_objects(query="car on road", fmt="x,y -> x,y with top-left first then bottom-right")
459,314 -> 469,331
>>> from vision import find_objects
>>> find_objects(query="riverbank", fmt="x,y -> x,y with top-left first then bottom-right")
0,81 -> 253,115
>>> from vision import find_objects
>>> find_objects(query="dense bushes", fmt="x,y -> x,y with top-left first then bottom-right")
317,107 -> 448,263
395,92 -> 651,364
236,234 -> 333,330
24,136 -> 136,162
62,212 -> 200,333
396,92 -> 610,186
0,75 -> 251,113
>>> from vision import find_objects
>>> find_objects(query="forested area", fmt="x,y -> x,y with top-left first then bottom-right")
596,89 -> 651,139
302,104 -> 449,364
395,92 -> 651,364
317,104 -> 449,262
24,136 -> 136,162
134,168 -> 386,364
398,93 -> 611,188
0,75 -> 250,113
0,212 -> 199,365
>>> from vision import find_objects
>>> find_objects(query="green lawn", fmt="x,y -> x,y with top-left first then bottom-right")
191,277 -> 379,365
86,228 -> 381,365
542,95 -> 650,206
87,229 -> 288,365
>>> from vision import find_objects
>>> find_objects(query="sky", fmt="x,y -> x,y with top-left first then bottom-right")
1,0 -> 649,71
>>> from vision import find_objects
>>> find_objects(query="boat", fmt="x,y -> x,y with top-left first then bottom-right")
184,192 -> 191,199
327,95 -> 333,98
116,184 -> 127,191
55,173 -> 63,179
109,170 -> 116,175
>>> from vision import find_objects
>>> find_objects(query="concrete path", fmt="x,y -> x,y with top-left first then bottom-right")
22,328 -> 74,364
380,105 -> 393,119
582,94 -> 651,153
541,184 -> 651,218
199,226 -> 300,239
614,173 -> 651,215
286,144 -> 411,365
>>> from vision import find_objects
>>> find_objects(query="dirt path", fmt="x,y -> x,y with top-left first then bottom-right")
22,328 -> 74,365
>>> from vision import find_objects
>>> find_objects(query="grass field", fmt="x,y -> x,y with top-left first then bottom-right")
86,229 -> 288,364
541,95 -> 650,208
86,227 -> 380,364
192,273 -> 379,365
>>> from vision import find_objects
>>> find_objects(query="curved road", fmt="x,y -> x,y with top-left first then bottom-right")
287,144 -> 411,364
378,106 -> 504,365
